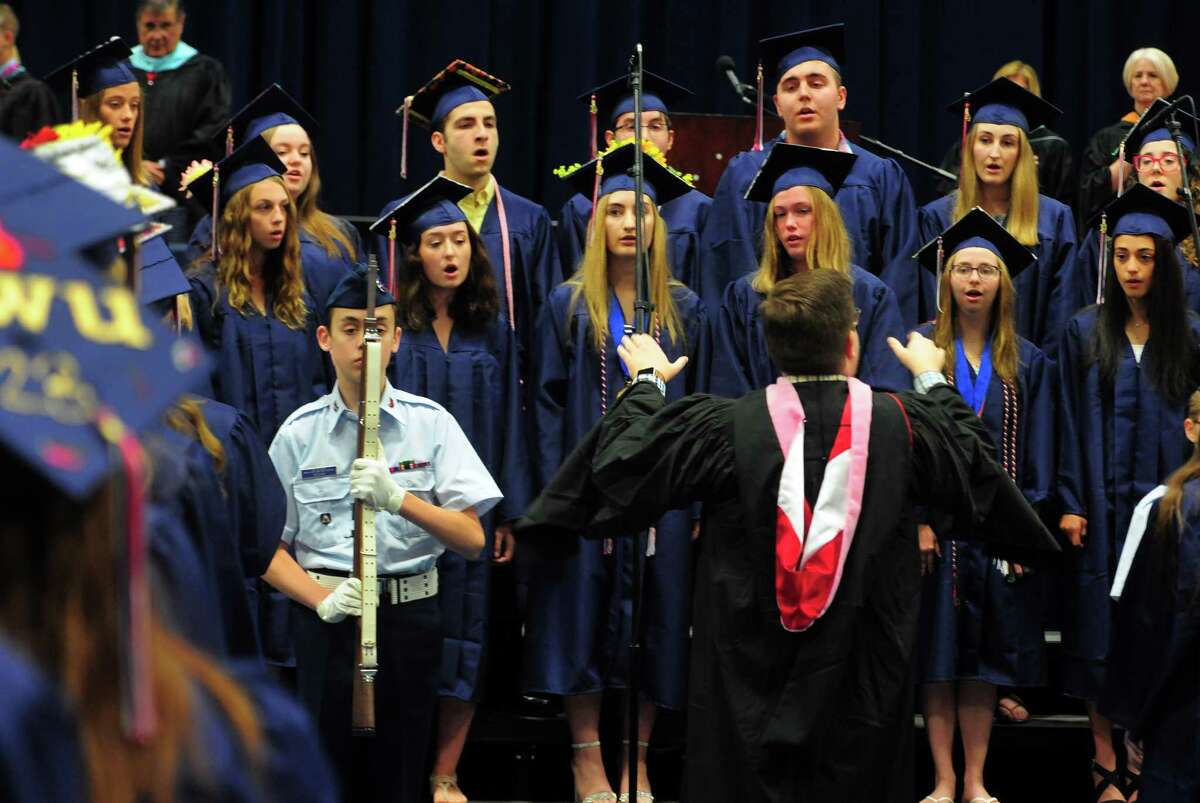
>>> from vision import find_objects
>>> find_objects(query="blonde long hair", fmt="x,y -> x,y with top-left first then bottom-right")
751,186 -> 852,294
212,177 -> 308,329
80,84 -> 146,186
931,251 -> 1021,384
261,124 -> 357,259
954,125 -> 1040,246
566,193 -> 685,354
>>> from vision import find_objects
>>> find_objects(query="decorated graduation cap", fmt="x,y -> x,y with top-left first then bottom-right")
913,207 -> 1037,312
1085,184 -> 1193,303
138,234 -> 190,305
744,142 -> 856,202
45,36 -> 136,122
0,246 -> 208,741
558,139 -> 696,207
749,23 -> 845,153
1122,97 -> 1198,160
324,262 -> 398,322
948,77 -> 1061,154
221,83 -> 319,156
369,175 -> 473,292
182,136 -> 286,260
396,60 -> 511,179
577,70 -> 692,158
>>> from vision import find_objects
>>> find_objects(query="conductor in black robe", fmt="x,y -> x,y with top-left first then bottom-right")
515,268 -> 1059,802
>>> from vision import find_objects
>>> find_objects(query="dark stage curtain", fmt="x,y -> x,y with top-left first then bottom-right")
10,0 -> 1200,217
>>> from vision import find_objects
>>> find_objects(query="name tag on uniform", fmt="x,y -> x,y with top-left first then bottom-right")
390,459 -> 432,474
300,465 -> 338,480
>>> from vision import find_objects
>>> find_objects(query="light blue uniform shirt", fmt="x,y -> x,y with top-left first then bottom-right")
269,381 -> 503,576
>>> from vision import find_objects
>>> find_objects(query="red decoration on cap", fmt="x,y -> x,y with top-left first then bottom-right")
41,441 -> 85,471
0,221 -> 25,270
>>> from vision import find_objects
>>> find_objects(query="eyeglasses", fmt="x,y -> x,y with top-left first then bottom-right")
950,264 -> 1000,278
1133,152 -> 1183,173
613,121 -> 670,135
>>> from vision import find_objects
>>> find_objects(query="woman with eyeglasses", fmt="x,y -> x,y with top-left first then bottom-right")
911,210 -> 1053,803
918,79 -> 1077,350
1100,390 -> 1200,803
713,143 -> 907,396
1057,185 -> 1200,803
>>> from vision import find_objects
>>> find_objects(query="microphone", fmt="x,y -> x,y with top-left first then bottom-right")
716,55 -> 755,105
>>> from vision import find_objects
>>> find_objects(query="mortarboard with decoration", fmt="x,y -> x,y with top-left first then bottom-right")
576,70 -> 692,158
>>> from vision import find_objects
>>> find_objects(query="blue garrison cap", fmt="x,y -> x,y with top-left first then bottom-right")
184,136 -> 286,213
224,83 -> 319,148
0,251 -> 208,499
760,24 -> 846,82
370,175 -> 473,245
744,142 -> 857,201
0,137 -> 144,262
45,36 -> 136,98
947,77 -> 1061,133
579,70 -> 692,125
913,207 -> 1037,278
561,141 -> 695,206
405,60 -> 511,127
1089,183 -> 1194,242
324,262 -> 398,319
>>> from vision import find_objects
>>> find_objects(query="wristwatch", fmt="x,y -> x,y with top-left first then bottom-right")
635,367 -> 667,397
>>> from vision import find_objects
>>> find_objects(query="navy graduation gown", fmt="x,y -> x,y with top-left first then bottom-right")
917,193 -> 1078,348
914,328 -> 1055,686
186,214 -> 364,310
712,267 -> 908,396
524,282 -> 710,708
1056,308 -> 1200,699
0,642 -> 85,803
391,318 -> 531,701
697,135 -> 922,324
556,189 -> 712,290
1101,487 -> 1200,803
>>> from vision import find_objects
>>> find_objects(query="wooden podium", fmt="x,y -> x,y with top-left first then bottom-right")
668,113 -> 861,195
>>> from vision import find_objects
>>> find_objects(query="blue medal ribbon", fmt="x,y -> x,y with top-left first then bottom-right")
954,336 -> 992,414
608,290 -> 631,379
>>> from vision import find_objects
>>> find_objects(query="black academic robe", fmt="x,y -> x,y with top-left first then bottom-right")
516,380 -> 1057,803
935,126 -> 1077,209
129,55 -> 230,202
1078,118 -> 1137,229
0,70 -> 59,142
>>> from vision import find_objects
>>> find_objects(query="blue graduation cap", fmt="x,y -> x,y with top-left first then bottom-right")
578,70 -> 692,127
324,262 -> 398,321
560,140 -> 695,206
138,233 -> 189,305
1089,183 -> 1193,242
947,77 -> 1061,133
45,36 -> 136,120
0,136 -> 144,262
1122,97 -> 1198,160
744,142 -> 856,202
914,207 -> 1037,278
759,23 -> 846,82
370,175 -> 472,292
220,83 -> 319,154
184,136 -> 285,214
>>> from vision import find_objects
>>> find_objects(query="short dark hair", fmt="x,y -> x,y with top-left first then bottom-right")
760,269 -> 855,375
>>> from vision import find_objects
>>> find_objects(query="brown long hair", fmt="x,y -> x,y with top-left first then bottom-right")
396,224 -> 500,333
164,396 -> 226,474
954,125 -> 1040,246
261,124 -> 357,259
0,474 -> 261,803
80,83 -> 146,186
751,186 -> 852,295
931,251 -> 1021,384
566,193 -> 685,354
202,177 -> 308,330
1151,390 -> 1200,607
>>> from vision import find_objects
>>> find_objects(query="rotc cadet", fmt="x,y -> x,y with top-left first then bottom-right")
261,264 -> 502,803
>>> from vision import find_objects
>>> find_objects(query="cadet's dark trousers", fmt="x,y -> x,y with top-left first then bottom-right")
292,593 -> 441,803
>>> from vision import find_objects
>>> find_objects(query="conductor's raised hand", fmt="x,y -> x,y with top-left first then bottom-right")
887,331 -> 946,376
618,333 -> 688,383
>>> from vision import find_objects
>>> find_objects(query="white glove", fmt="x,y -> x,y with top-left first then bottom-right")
350,457 -> 407,515
316,577 -> 362,623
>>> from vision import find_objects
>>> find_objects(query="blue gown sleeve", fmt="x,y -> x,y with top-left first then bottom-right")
684,290 -> 712,396
711,280 -> 755,398
226,411 -> 287,577
855,277 -> 908,392
529,206 -> 564,344
1055,316 -> 1088,517
873,160 -> 923,327
696,153 -> 763,312
1040,205 -> 1079,350
1021,343 -> 1055,508
556,194 -> 589,277
495,323 -> 534,522
185,215 -> 213,269
533,291 -> 571,491
915,198 -> 948,324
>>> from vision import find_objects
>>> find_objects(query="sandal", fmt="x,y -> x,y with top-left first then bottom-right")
572,741 -> 617,803
430,774 -> 467,803
1091,760 -> 1127,803
995,694 -> 1029,723
920,798 -> 954,803
618,741 -> 653,802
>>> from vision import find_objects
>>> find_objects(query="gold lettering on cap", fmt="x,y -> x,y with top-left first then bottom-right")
0,274 -> 55,333
59,282 -> 153,350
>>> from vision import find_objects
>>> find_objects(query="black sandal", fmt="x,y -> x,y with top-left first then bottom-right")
1091,760 -> 1126,803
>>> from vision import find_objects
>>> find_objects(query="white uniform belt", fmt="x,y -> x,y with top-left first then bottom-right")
308,568 -> 438,604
